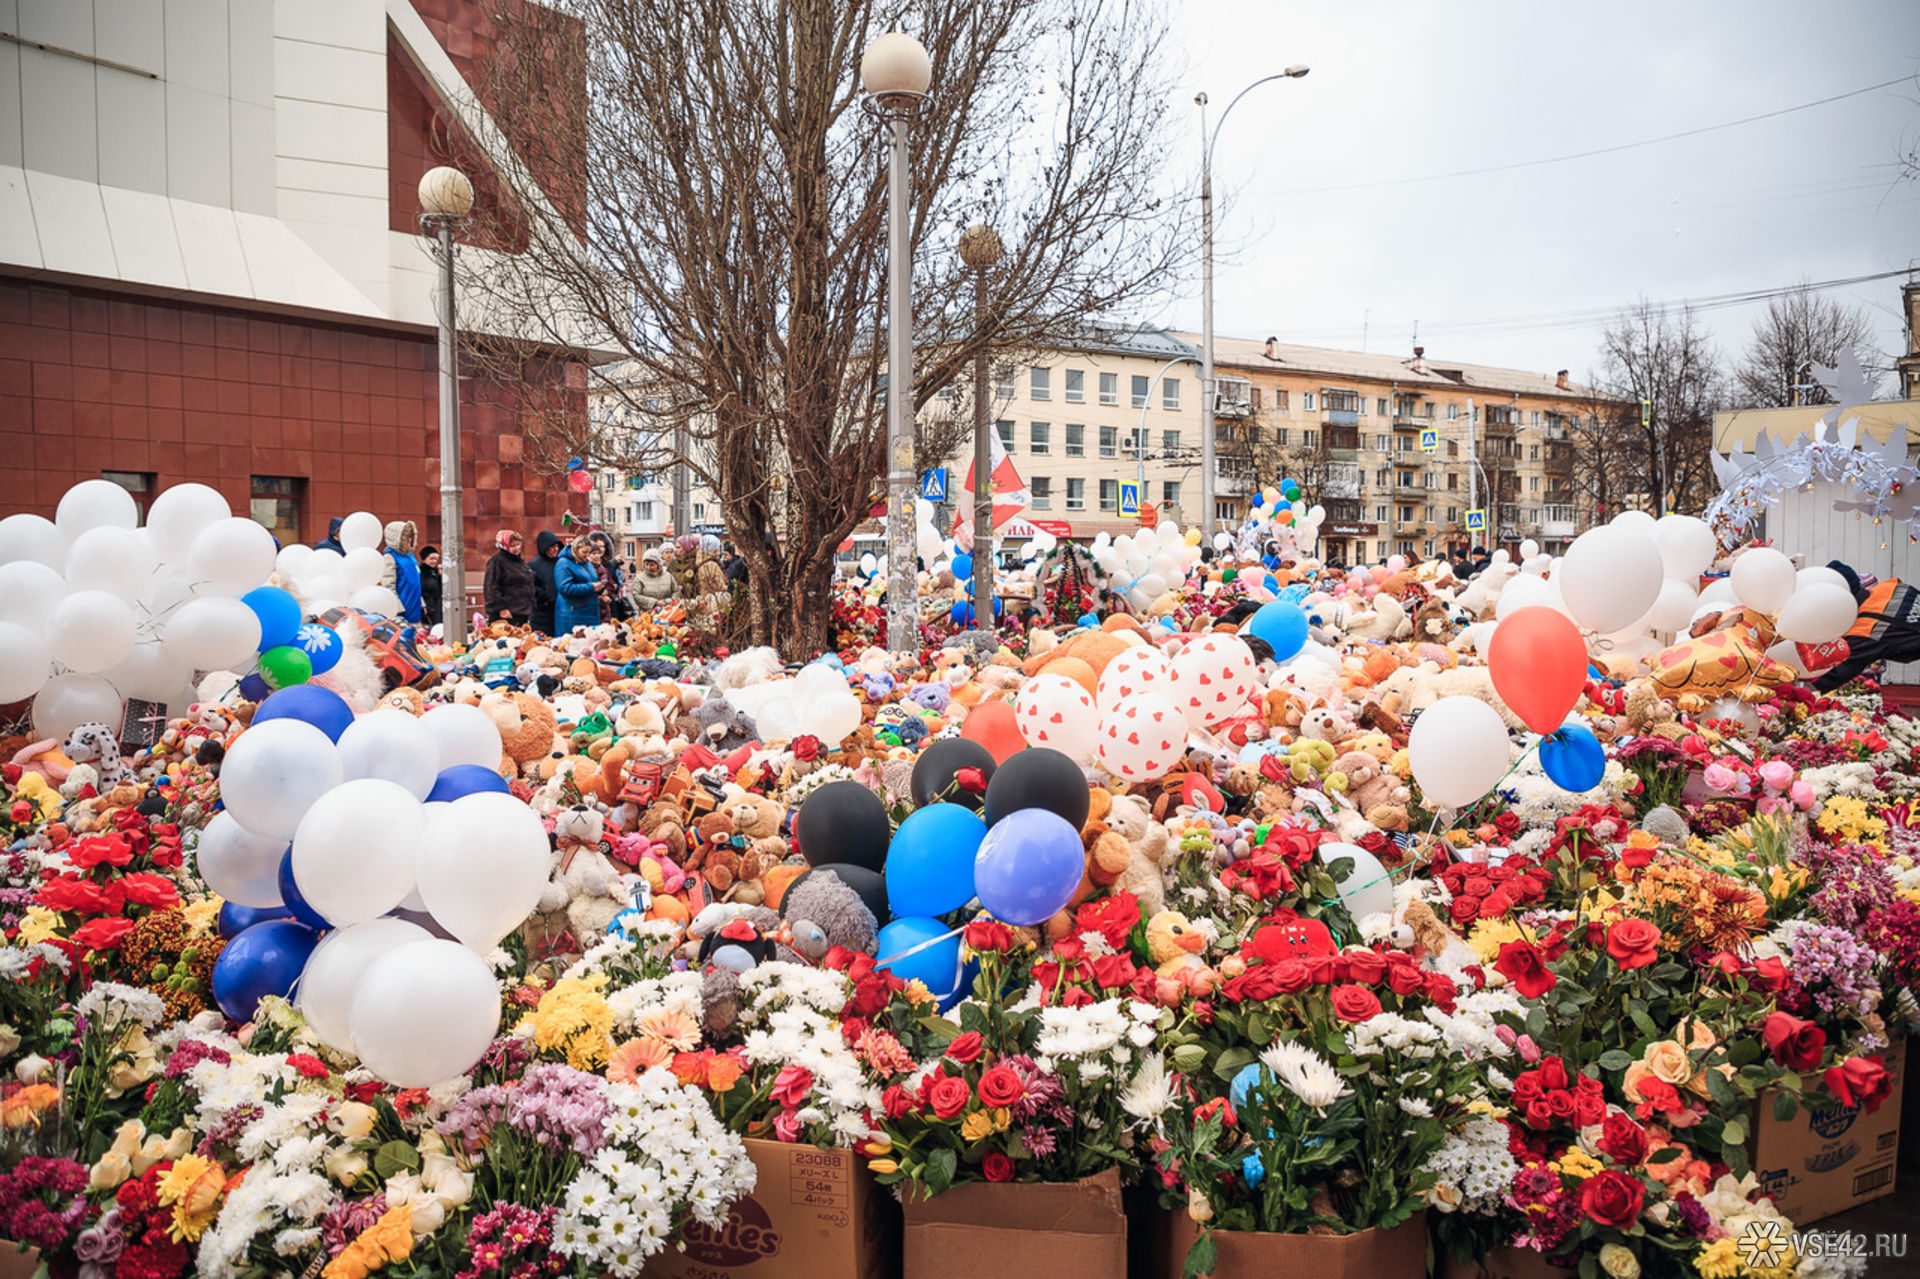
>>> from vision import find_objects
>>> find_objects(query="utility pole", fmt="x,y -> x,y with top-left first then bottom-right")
1465,395 -> 1478,553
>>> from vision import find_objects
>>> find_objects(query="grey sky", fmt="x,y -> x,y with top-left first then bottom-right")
1168,0 -> 1919,386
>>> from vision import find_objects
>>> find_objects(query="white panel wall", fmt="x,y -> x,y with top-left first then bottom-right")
1767,476 -> 1920,683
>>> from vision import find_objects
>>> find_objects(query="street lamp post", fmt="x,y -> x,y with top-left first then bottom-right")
419,165 -> 474,644
958,223 -> 1003,630
862,32 -> 933,653
1197,66 -> 1308,546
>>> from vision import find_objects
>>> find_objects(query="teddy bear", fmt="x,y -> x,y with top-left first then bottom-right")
1330,750 -> 1410,820
480,691 -> 561,779
693,694 -> 757,752
1623,679 -> 1688,743
779,868 -> 879,963
640,800 -> 690,864
1039,789 -> 1137,940
614,699 -> 670,756
1100,791 -> 1173,915
687,810 -> 769,897
726,790 -> 789,868
1297,704 -> 1354,746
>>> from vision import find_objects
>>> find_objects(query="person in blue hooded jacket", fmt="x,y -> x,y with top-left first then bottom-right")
379,520 -> 424,623
553,535 -> 605,634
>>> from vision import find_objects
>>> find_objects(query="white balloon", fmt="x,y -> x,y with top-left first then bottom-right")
186,517 -> 277,596
1610,509 -> 1657,534
1651,515 -> 1717,582
1699,578 -> 1738,606
1690,601 -> 1732,627
340,512 -> 384,553
342,546 -> 387,592
296,918 -> 433,1051
276,544 -> 315,579
804,691 -> 864,746
192,811 -> 287,907
103,639 -> 191,703
1015,674 -> 1101,761
421,703 -> 505,771
0,514 -> 68,570
1766,640 -> 1811,678
1775,585 -> 1857,645
1318,842 -> 1395,920
1645,579 -> 1699,632
220,719 -> 344,842
1213,533 -> 1233,551
349,939 -> 501,1087
349,585 -> 402,617
291,778 -> 426,926
305,548 -> 345,579
65,526 -> 155,601
1557,525 -> 1663,635
754,697 -> 800,742
1166,634 -> 1259,730
1797,566 -> 1849,595
1731,548 -> 1796,614
791,663 -> 849,711
0,623 -> 52,703
31,673 -> 121,739
0,561 -> 68,632
1519,539 -> 1540,560
1495,573 -> 1553,620
46,590 -> 136,673
416,791 -> 551,950
162,596 -> 263,670
1408,696 -> 1511,809
336,708 -> 440,800
54,479 -> 138,539
146,483 -> 230,564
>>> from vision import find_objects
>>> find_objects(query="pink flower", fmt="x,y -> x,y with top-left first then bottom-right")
772,1108 -> 803,1142
1758,760 -> 1794,791
1791,780 -> 1816,811
1702,763 -> 1737,794
1515,1033 -> 1542,1063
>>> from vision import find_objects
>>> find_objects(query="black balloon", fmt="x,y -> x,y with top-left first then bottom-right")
794,780 -> 892,872
910,737 -> 997,811
781,863 -> 890,927
983,747 -> 1090,829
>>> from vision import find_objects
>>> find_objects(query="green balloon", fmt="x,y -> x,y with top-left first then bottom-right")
1221,568 -> 1238,583
260,644 -> 312,689
1284,485 -> 1301,502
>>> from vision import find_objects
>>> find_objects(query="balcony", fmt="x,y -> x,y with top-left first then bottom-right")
1322,408 -> 1359,425
1483,413 -> 1518,437
1214,377 -> 1253,419
1216,472 -> 1254,496
1542,504 -> 1576,538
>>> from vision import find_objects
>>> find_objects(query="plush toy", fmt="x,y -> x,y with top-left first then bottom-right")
688,810 -> 763,897
1042,788 -> 1133,940
1145,910 -> 1216,1005
480,691 -> 561,778
1329,750 -> 1410,818
713,647 -> 781,692
1100,792 -> 1173,915
779,868 -> 879,962
62,722 -> 129,789
1286,737 -> 1339,785
726,791 -> 789,868
693,694 -> 757,752
1622,679 -> 1689,741
1298,704 -> 1354,745
1646,614 -> 1797,710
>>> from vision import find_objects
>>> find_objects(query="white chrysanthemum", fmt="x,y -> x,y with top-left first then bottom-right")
76,981 -> 167,1031
1120,1052 -> 1172,1126
1260,1042 -> 1350,1111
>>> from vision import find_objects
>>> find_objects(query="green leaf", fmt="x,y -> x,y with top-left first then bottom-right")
924,1147 -> 957,1197
1213,1047 -> 1255,1081
1646,1146 -> 1683,1164
372,1140 -> 420,1180
1773,1092 -> 1798,1122
918,1016 -> 962,1041
1172,1044 -> 1208,1072
1705,1068 -> 1736,1109
1325,856 -> 1355,884
1722,1119 -> 1746,1146
1184,1231 -> 1217,1279
1595,1049 -> 1631,1072
1629,1008 -> 1658,1038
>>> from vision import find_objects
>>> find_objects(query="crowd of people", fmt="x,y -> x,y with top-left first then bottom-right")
467,527 -> 749,632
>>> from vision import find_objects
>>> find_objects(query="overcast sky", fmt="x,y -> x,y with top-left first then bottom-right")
1159,0 -> 1919,385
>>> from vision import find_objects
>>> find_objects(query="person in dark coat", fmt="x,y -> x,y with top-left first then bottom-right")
418,545 -> 444,629
531,530 -> 562,635
483,529 -> 536,625
313,517 -> 345,553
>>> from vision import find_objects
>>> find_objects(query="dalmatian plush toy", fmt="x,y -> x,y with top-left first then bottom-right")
64,722 -> 130,788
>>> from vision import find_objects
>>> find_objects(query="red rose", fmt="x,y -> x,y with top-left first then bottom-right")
1524,1099 -> 1553,1130
963,918 -> 1017,954
287,1054 -> 330,1080
1750,956 -> 1788,992
1306,955 -> 1341,986
1761,1011 -> 1827,1073
1424,971 -> 1457,1011
954,767 -> 987,795
1269,959 -> 1313,994
1329,984 -> 1382,1023
8,801 -> 29,823
981,1152 -> 1015,1182
1089,953 -> 1136,990
882,1085 -> 915,1119
790,735 -> 821,761
36,876 -> 112,915
945,1032 -> 984,1065
71,916 -> 136,951
1494,940 -> 1558,1000
1479,891 -> 1515,920
1343,950 -> 1387,986
1578,1170 -> 1645,1229
927,1075 -> 970,1120
1598,1112 -> 1649,1166
1605,918 -> 1662,970
1824,1056 -> 1892,1113
771,1064 -> 814,1109
1494,812 -> 1522,837
978,1065 -> 1025,1109
119,874 -> 181,911
1386,960 -> 1424,997
1618,840 -> 1656,870
1448,895 -> 1481,925
1544,1089 -> 1577,1120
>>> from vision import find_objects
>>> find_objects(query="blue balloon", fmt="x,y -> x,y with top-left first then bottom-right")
1078,613 -> 1099,629
277,850 -> 333,931
1263,574 -> 1281,594
1246,600 -> 1308,661
972,807 -> 1085,926
218,901 -> 291,938
951,601 -> 971,624
992,597 -> 1003,618
295,623 -> 342,675
243,586 -> 303,651
876,916 -> 964,997
952,553 -> 973,580
238,673 -> 272,702
1540,720 -> 1606,792
252,684 -> 354,742
426,764 -> 511,803
886,803 -> 987,917
211,919 -> 320,1023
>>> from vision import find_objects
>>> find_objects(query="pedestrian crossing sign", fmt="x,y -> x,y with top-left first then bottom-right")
920,468 -> 947,501
1119,483 -> 1140,518
1465,508 -> 1485,532
1420,428 -> 1437,452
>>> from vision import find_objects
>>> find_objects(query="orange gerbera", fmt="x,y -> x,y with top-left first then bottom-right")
670,1048 -> 745,1092
608,1036 -> 673,1083
636,1007 -> 702,1054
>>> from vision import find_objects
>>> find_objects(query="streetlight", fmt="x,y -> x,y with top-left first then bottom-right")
419,164 -> 474,644
958,222 -> 1003,630
1138,354 -> 1198,520
862,31 -> 933,653
1198,65 -> 1308,545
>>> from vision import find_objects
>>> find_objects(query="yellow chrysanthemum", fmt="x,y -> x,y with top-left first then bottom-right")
1694,1239 -> 1740,1279
519,975 -> 615,1070
180,897 -> 221,935
1467,918 -> 1524,964
156,1152 -> 226,1243
1551,1148 -> 1604,1181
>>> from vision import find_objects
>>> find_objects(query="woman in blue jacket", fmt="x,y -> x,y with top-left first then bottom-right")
553,537 -> 605,634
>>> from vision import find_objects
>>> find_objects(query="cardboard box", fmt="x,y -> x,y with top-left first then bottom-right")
0,1245 -> 38,1279
903,1168 -> 1127,1279
1439,1246 -> 1566,1279
1156,1208 -> 1428,1279
644,1139 -> 899,1279
1750,1038 -> 1904,1226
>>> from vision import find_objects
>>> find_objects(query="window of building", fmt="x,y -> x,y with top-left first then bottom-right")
992,366 -> 1014,398
1030,367 -> 1051,401
1098,372 -> 1118,405
1531,410 -> 1541,427
1375,468 -> 1389,487
1099,425 -> 1118,457
996,419 -> 1015,450
1303,429 -> 1316,448
1447,440 -> 1459,458
1162,378 -> 1180,411
936,383 -> 955,401
1447,403 -> 1458,421
1327,425 -> 1359,450
1377,398 -> 1389,416
1275,428 -> 1288,445
1031,476 -> 1052,509
1065,423 -> 1085,457
693,502 -> 708,521
1250,387 -> 1262,411
1326,389 -> 1360,413
102,471 -> 157,519
1031,422 -> 1050,454
1447,506 -> 1459,522
1447,472 -> 1459,490
1303,391 -> 1316,411
1125,427 -> 1145,457
1375,434 -> 1388,451
1131,375 -> 1149,408
1064,369 -> 1085,403
1099,478 -> 1118,511
1375,504 -> 1388,521
1163,429 -> 1180,453
1274,389 -> 1289,411
1529,445 -> 1539,461
249,476 -> 304,547
1400,505 -> 1415,522
1530,476 -> 1541,491
1066,477 -> 1086,510
1216,500 -> 1237,524
1162,480 -> 1179,505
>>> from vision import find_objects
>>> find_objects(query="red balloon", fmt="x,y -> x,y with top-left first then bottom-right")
1489,606 -> 1589,734
961,700 -> 1027,766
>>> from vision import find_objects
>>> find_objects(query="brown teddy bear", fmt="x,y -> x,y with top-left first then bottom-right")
1624,679 -> 1687,742
481,691 -> 561,779
728,791 -> 789,865
1329,750 -> 1410,818
641,801 -> 689,863
687,810 -> 772,898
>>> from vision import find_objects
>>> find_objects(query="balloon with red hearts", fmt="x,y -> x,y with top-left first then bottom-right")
1096,691 -> 1187,781
1014,673 -> 1101,762
1094,645 -> 1170,712
1166,633 -> 1259,730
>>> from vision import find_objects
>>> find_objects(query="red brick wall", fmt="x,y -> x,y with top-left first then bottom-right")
0,278 -> 582,582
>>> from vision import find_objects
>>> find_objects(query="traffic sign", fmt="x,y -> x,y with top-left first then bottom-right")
1119,482 -> 1140,518
1420,428 -> 1437,452
920,468 -> 947,501
1465,509 -> 1485,532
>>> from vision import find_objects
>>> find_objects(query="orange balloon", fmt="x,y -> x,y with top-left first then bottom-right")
961,700 -> 1027,765
1488,606 -> 1590,734
1044,656 -> 1099,696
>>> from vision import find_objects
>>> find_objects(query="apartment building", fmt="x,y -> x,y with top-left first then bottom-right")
585,362 -> 721,562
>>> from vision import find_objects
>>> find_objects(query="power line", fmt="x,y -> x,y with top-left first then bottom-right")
1278,75 -> 1915,195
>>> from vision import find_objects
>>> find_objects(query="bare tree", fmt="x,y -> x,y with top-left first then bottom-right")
1595,300 -> 1725,515
1730,281 -> 1882,407
457,0 -> 1188,655
1563,385 -> 1634,524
